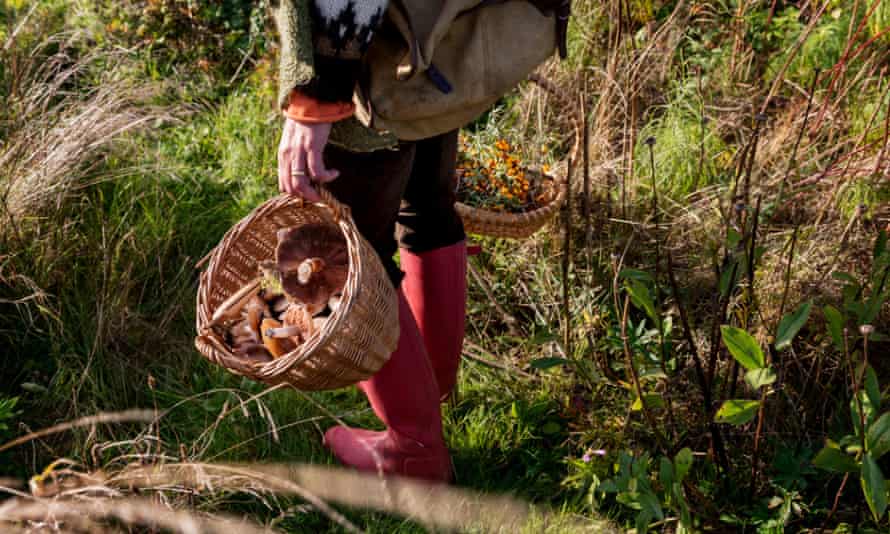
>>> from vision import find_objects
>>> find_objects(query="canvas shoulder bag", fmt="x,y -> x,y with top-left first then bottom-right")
354,0 -> 571,141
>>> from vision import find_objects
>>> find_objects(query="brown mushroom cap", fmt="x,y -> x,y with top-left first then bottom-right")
275,224 -> 348,312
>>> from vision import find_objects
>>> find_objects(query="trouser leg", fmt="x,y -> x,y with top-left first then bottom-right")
323,143 -> 415,285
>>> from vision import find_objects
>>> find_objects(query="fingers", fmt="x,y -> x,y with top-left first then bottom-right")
284,148 -> 320,202
278,122 -> 296,194
294,167 -> 322,202
278,119 -> 337,200
278,149 -> 293,195
306,143 -> 339,183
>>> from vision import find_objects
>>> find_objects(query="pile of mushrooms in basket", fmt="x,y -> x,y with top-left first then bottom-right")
207,223 -> 347,364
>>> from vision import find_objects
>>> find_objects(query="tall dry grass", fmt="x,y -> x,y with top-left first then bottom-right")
0,35 -> 169,235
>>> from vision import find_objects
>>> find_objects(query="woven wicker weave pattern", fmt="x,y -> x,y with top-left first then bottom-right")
456,172 -> 568,239
195,192 -> 399,391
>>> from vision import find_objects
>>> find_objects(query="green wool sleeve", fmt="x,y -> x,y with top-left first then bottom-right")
275,0 -> 316,110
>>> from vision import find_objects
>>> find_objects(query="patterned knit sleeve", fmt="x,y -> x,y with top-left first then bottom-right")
275,0 -> 316,111
301,0 -> 390,105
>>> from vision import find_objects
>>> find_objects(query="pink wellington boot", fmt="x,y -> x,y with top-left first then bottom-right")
400,241 -> 467,401
323,292 -> 451,482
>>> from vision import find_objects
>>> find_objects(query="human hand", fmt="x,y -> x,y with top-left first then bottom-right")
277,118 -> 339,201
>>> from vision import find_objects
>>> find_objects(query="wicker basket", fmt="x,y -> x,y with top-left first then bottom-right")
455,169 -> 567,239
195,191 -> 399,391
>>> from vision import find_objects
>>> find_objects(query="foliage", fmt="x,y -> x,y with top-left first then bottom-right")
591,449 -> 694,533
102,0 -> 270,73
813,365 -> 890,522
1,0 -> 890,531
0,396 -> 19,441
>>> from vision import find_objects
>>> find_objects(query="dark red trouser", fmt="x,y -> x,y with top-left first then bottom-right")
323,131 -> 466,285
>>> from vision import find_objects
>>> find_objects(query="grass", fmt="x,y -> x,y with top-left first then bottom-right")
2,0 -> 890,532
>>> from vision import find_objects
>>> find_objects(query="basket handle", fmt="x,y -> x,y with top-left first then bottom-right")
316,186 -> 352,223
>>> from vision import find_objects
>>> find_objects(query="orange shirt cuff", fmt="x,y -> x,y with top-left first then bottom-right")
283,90 -> 355,123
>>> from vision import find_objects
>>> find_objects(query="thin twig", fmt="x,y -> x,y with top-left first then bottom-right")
562,156 -> 574,356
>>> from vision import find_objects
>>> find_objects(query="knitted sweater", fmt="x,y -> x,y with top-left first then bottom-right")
275,0 -> 396,150
276,0 -> 388,105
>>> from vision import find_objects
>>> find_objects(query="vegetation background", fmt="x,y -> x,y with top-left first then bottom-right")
1,0 -> 888,532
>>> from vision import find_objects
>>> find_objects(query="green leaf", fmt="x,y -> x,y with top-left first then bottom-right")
659,457 -> 674,488
775,300 -> 812,350
726,228 -> 742,248
861,453 -> 888,522
619,268 -> 654,283
823,305 -> 845,352
745,367 -> 777,390
721,326 -> 765,370
863,293 -> 887,325
719,260 -> 740,296
867,413 -> 890,459
626,280 -> 657,323
714,399 -> 760,425
529,357 -> 572,370
632,394 -> 665,411
541,420 -> 562,435
865,366 -> 881,412
674,448 -> 693,482
812,446 -> 859,473
638,491 -> 664,521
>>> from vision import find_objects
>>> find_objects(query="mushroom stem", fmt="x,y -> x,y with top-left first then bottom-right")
210,277 -> 262,326
297,257 -> 326,285
264,325 -> 304,338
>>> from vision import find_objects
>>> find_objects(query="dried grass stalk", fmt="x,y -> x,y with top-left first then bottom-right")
0,42 -> 166,230
0,496 -> 271,534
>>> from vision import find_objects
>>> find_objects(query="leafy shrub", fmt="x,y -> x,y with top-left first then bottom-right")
106,0 -> 269,72
766,7 -> 851,85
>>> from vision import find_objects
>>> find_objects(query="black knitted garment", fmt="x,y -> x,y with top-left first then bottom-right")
300,0 -> 389,102
309,0 -> 388,59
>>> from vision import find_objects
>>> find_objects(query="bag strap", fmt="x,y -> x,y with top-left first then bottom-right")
527,0 -> 571,59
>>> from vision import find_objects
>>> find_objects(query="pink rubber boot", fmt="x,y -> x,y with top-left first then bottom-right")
400,241 -> 468,401
323,292 -> 451,482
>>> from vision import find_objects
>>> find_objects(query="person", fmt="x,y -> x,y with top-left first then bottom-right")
274,0 -> 466,483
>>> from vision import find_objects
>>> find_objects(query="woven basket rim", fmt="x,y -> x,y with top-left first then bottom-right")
195,191 -> 366,382
455,168 -> 568,238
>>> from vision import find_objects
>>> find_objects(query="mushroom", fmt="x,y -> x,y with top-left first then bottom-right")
328,293 -> 343,314
266,294 -> 290,315
210,277 -> 263,326
233,342 -> 273,364
273,224 -> 349,314
260,318 -> 298,358
230,319 -> 260,345
243,295 -> 269,335
283,304 -> 316,336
